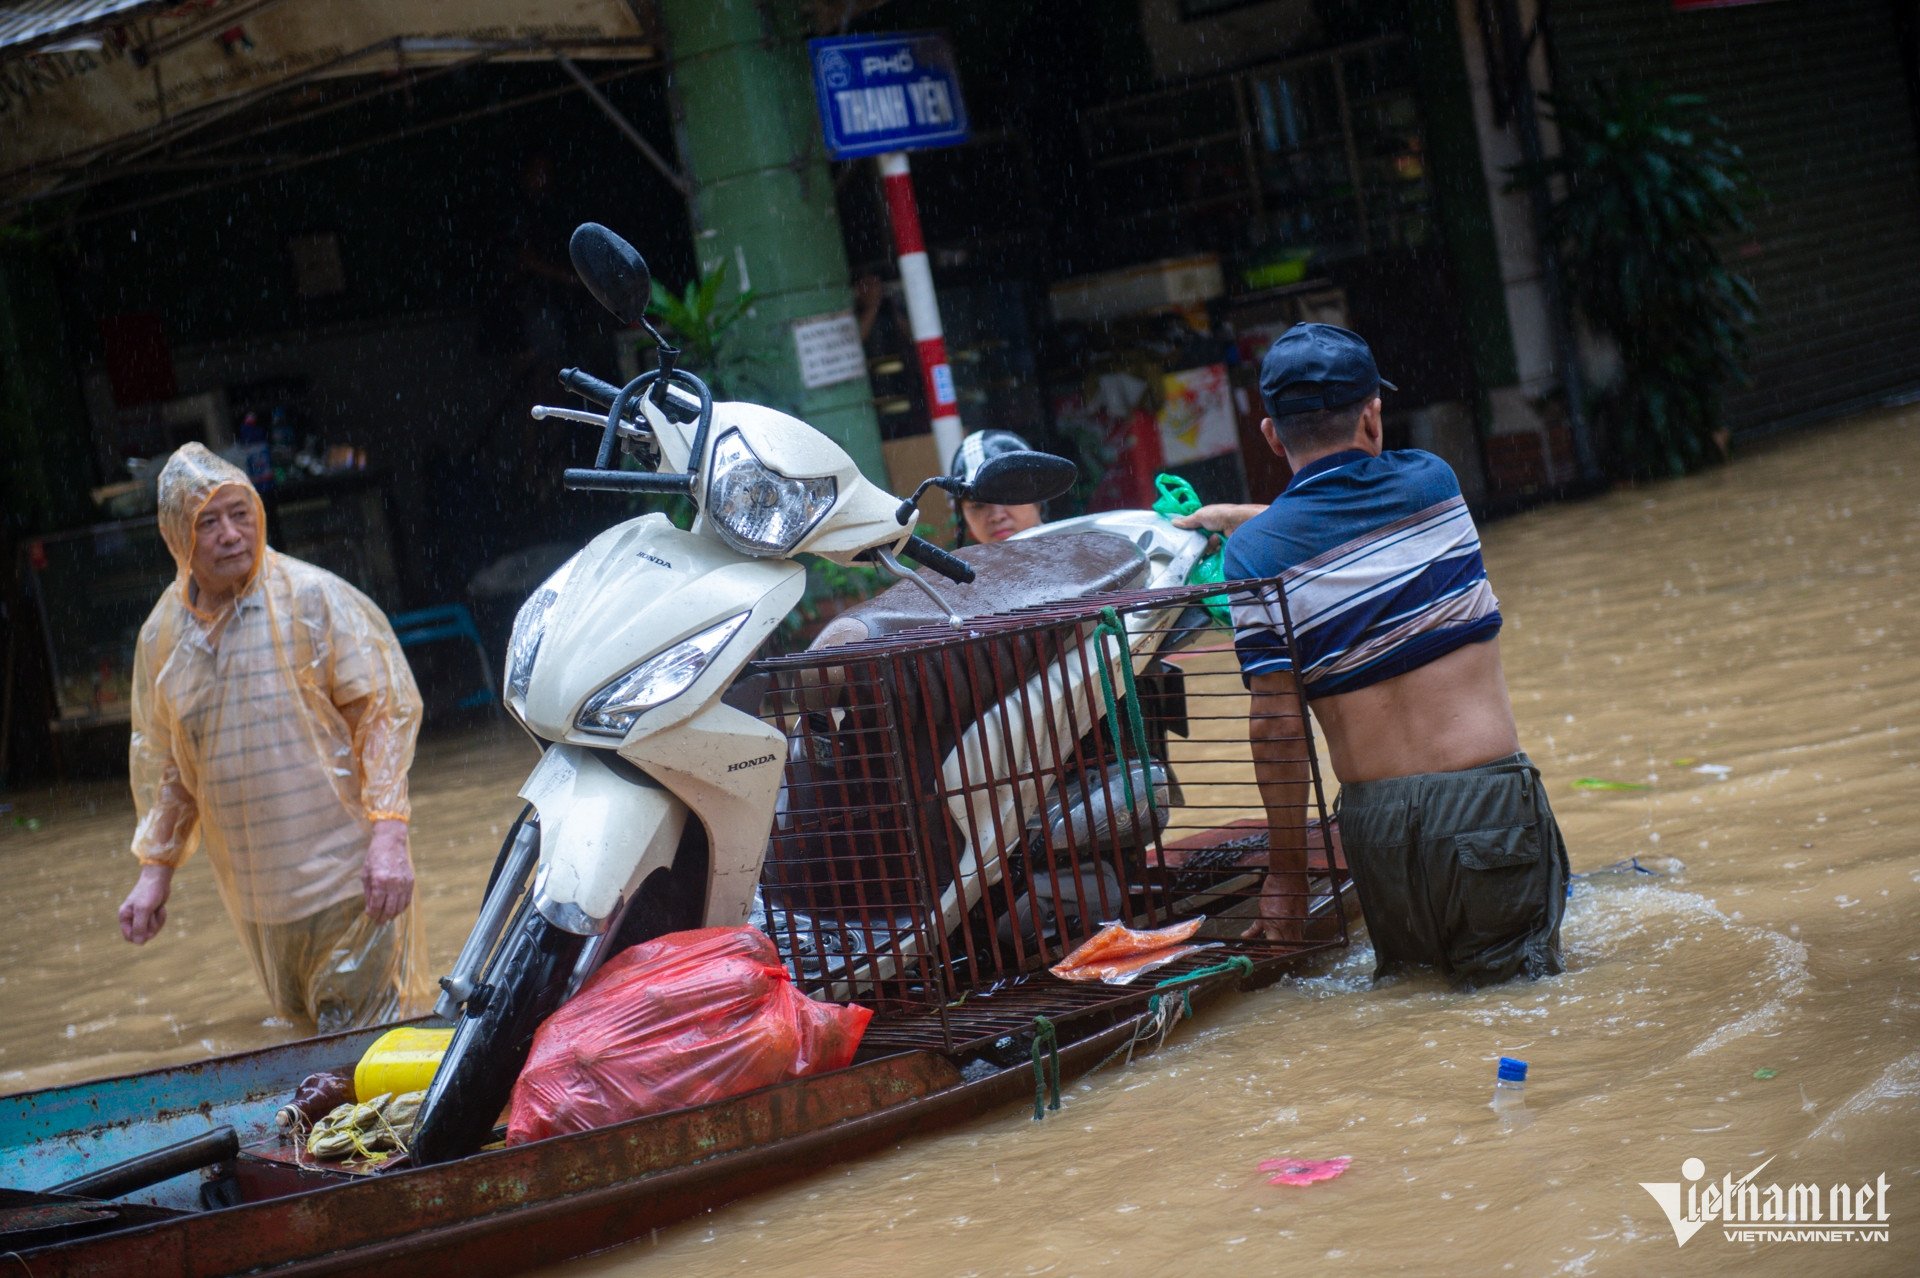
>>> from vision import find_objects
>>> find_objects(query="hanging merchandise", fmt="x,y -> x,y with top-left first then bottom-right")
505,927 -> 872,1144
1154,365 -> 1238,466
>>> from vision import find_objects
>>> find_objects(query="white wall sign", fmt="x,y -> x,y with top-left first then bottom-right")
791,311 -> 866,390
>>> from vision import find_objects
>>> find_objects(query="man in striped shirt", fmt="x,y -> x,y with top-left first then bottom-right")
1176,325 -> 1567,985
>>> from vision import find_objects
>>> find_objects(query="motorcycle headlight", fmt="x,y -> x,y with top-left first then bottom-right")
505,554 -> 580,705
705,429 -> 837,556
576,612 -> 751,736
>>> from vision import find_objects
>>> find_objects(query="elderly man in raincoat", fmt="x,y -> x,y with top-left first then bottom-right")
116,444 -> 432,1030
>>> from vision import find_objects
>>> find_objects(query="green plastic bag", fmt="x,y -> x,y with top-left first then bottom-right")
1152,473 -> 1231,627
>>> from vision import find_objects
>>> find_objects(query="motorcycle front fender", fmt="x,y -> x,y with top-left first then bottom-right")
519,744 -> 687,935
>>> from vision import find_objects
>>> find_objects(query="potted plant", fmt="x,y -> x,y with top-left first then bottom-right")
1511,81 -> 1758,478
646,260 -> 769,402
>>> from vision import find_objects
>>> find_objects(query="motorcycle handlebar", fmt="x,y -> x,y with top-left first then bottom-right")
901,535 -> 976,584
563,468 -> 694,495
559,367 -> 621,408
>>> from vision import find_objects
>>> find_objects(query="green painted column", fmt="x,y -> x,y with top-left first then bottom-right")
657,0 -> 886,482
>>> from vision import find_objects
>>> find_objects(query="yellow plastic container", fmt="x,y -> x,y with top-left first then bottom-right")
354,1026 -> 454,1101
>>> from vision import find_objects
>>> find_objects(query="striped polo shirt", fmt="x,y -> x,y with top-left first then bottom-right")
1223,448 -> 1501,699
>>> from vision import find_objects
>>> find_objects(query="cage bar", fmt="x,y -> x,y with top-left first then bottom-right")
749,575 -> 1346,1053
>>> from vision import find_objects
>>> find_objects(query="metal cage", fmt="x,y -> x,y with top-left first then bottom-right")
747,575 -> 1348,1054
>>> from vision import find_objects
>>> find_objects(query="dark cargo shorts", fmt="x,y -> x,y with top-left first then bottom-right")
1337,751 -> 1568,987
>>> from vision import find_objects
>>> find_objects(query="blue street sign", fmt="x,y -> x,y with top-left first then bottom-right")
808,32 -> 970,161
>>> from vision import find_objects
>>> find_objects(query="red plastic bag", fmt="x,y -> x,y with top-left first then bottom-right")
505,927 -> 872,1144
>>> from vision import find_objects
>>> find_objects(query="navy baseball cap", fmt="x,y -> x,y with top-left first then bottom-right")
1259,323 -> 1396,417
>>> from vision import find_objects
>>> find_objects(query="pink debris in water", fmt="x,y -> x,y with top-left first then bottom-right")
1259,1155 -> 1352,1186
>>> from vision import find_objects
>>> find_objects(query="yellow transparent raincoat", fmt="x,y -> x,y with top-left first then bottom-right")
130,444 -> 432,1029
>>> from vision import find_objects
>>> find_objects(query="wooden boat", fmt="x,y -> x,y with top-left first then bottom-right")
3,587 -> 1353,1274
0,917 -> 1345,1278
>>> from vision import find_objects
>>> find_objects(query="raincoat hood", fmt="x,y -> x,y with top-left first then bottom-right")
157,442 -> 268,603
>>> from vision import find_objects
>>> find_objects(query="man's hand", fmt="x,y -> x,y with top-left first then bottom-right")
1241,869 -> 1310,944
363,819 -> 414,923
119,864 -> 174,944
1170,502 -> 1265,538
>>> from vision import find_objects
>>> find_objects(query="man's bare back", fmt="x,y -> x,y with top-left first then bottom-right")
1311,637 -> 1520,783
1239,639 -> 1520,944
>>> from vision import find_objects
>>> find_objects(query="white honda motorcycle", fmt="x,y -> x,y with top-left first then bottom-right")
409,226 -> 1076,1164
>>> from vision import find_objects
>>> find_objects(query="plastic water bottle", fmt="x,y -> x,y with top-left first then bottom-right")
1490,1056 -> 1531,1129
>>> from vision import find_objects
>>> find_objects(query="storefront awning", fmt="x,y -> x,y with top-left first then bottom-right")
0,0 -> 658,211
0,1 -> 169,57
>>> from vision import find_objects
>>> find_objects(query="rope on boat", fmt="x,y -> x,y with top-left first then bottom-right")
1149,954 -> 1254,1009
1090,955 -> 1260,1076
1031,1016 -> 1063,1120
304,1092 -> 421,1163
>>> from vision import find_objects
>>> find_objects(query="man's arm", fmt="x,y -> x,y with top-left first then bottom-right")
323,585 -> 425,923
1246,671 -> 1312,943
336,686 -> 421,924
1171,503 -> 1266,538
122,638 -> 197,944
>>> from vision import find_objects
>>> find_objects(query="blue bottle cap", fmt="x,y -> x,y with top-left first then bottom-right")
1498,1056 -> 1528,1082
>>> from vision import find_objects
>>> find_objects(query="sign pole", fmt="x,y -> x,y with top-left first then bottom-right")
878,150 -> 963,462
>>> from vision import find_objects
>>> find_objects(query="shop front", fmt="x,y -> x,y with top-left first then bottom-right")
1058,28 -> 1484,507
830,0 -> 1505,518
1548,0 -> 1920,434
0,0 -> 689,771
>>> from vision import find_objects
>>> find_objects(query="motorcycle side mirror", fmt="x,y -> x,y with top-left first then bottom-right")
569,223 -> 651,326
958,451 -> 1078,507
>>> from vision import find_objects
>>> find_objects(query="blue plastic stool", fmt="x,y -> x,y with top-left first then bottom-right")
390,603 -> 498,710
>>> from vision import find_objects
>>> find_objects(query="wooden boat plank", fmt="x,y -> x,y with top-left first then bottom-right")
259,963 -> 1280,1278
5,915 -> 1345,1275
0,1027 -> 393,1211
13,1049 -> 965,1278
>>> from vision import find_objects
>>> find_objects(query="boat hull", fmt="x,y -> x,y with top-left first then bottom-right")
5,1004 -> 1196,1277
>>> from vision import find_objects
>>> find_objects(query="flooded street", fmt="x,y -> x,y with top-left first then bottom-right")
4,405 -> 1916,1274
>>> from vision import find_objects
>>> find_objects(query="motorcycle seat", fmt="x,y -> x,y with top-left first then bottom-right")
810,533 -> 1149,648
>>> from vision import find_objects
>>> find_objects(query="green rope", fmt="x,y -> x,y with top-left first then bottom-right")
1092,606 -> 1155,820
1081,953 -> 1263,1078
1169,953 -> 1255,986
1031,1016 -> 1062,1120
1146,987 -> 1194,1023
1144,955 -> 1254,1019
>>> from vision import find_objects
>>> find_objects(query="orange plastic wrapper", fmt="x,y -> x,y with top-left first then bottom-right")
1049,917 -> 1216,985
505,927 -> 872,1144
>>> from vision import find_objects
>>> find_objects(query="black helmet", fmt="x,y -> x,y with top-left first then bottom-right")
948,430 -> 1034,488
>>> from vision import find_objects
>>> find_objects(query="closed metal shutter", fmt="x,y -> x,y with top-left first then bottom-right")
1547,0 -> 1920,433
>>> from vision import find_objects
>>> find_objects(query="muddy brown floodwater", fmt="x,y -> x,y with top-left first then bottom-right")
4,406 -> 1917,1275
